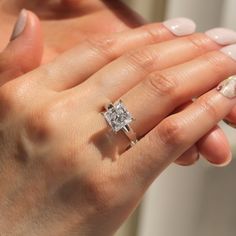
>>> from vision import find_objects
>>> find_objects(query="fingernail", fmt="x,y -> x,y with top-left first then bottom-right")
10,9 -> 28,41
205,28 -> 236,45
217,76 -> 236,99
209,153 -> 232,167
163,17 -> 196,36
223,118 -> 236,128
220,44 -> 236,61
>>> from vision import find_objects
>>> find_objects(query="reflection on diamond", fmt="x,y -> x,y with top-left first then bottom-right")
103,100 -> 133,132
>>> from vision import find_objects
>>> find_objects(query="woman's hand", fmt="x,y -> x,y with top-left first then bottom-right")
0,0 -> 234,165
3,8 -> 236,166
0,0 -> 144,63
0,15 -> 236,235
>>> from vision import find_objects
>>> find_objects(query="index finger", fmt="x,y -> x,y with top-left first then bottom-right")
32,18 -> 195,91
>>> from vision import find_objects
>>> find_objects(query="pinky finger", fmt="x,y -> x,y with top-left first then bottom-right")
119,76 -> 236,185
197,125 -> 232,166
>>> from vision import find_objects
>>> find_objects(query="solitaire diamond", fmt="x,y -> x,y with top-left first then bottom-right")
103,100 -> 134,132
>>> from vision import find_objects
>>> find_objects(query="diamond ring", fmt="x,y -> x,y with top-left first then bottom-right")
101,100 -> 138,146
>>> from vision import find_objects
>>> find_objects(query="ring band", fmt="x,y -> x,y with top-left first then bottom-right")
223,119 -> 236,129
101,100 -> 138,146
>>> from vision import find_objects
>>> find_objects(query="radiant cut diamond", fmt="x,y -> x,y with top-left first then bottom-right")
103,100 -> 134,132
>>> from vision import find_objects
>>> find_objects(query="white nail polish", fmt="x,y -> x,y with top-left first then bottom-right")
217,76 -> 236,98
10,9 -> 28,41
163,17 -> 196,36
205,28 -> 236,45
220,44 -> 236,61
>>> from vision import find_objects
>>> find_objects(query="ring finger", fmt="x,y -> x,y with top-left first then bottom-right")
90,45 -> 236,155
118,76 -> 236,188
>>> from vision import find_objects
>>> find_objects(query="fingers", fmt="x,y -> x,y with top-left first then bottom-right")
85,28 -> 236,101
93,44 -> 236,154
176,125 -> 231,166
119,78 -> 236,185
174,102 -> 231,166
0,10 -> 43,86
33,18 -> 195,91
197,125 -> 232,165
175,145 -> 199,166
224,105 -> 236,125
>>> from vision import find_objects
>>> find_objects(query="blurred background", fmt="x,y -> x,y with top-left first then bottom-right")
116,0 -> 236,236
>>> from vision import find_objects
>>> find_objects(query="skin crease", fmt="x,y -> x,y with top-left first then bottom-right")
0,1 -> 235,236
0,0 -> 233,166
0,21 -> 235,235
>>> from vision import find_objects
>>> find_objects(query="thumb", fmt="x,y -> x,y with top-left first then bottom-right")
0,9 -> 43,85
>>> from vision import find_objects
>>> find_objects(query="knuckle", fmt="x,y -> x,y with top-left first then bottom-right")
0,81 -> 27,118
198,97 -> 219,122
25,104 -> 59,142
125,48 -> 158,73
143,72 -> 177,97
203,53 -> 227,77
86,35 -> 119,61
141,24 -> 162,43
186,34 -> 206,54
157,118 -> 186,147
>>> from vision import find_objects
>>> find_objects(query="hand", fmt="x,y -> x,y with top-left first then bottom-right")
3,6 -> 236,166
0,0 -> 144,63
0,0 -> 236,165
0,19 -> 236,235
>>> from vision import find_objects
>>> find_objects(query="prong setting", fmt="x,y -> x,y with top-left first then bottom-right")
102,100 -> 134,132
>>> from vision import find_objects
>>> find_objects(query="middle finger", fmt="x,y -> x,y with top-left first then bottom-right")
81,30 -> 236,100
91,45 -> 236,152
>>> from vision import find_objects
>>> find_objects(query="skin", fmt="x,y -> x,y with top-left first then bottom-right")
0,0 -> 233,166
0,11 -> 236,235
0,0 -> 144,63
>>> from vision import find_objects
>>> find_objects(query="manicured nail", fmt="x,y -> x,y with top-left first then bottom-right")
10,9 -> 28,41
205,28 -> 236,45
220,44 -> 236,61
163,17 -> 196,36
217,76 -> 236,99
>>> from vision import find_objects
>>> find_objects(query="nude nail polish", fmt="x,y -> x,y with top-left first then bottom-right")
10,9 -> 28,41
163,17 -> 196,36
217,76 -> 236,98
205,28 -> 236,45
220,44 -> 236,61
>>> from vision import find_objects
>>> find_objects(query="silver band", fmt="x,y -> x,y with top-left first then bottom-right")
122,125 -> 138,146
102,100 -> 138,146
